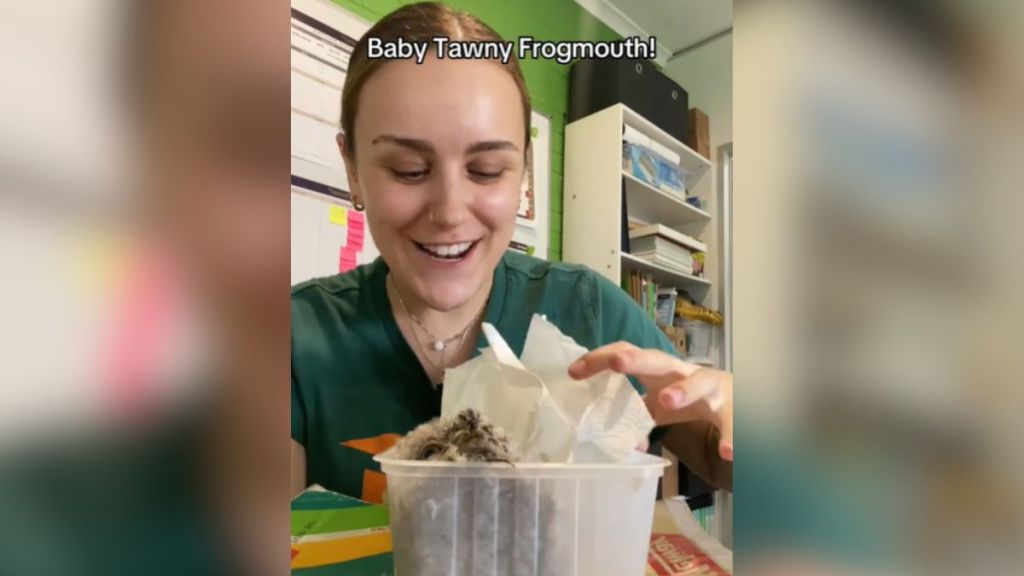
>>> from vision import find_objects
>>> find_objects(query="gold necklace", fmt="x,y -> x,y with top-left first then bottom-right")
387,275 -> 487,365
391,272 -> 487,350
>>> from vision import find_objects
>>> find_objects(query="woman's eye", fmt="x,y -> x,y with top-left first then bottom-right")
389,168 -> 429,182
468,168 -> 505,182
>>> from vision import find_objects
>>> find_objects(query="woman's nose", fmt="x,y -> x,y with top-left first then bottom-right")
427,168 -> 470,228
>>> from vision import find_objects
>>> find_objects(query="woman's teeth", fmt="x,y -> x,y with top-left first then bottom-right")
419,241 -> 474,259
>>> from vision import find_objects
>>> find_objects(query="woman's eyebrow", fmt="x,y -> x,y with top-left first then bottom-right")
369,135 -> 519,155
466,140 -> 519,154
371,134 -> 433,153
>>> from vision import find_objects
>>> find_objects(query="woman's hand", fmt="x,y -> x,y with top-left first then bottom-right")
568,342 -> 733,461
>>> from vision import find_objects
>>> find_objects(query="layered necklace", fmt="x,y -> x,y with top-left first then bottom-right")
387,275 -> 488,373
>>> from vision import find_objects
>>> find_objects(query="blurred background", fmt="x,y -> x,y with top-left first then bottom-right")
734,0 -> 1024,574
0,1 -> 289,575
0,0 -> 1021,574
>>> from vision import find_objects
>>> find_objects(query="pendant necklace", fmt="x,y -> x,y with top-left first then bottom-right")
388,275 -> 487,358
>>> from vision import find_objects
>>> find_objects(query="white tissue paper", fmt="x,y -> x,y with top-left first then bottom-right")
441,315 -> 655,463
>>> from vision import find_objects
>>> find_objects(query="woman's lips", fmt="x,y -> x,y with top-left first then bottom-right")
414,240 -> 480,261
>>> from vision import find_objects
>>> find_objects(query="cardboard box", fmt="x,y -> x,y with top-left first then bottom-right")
687,108 -> 710,160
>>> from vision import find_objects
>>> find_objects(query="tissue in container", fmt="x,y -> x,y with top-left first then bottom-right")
377,316 -> 667,576
376,452 -> 667,576
442,316 -> 656,464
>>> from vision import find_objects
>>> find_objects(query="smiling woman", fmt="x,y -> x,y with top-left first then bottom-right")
291,1 -> 733,504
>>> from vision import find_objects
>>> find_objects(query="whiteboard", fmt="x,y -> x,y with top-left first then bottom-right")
290,0 -> 376,285
290,0 -> 551,285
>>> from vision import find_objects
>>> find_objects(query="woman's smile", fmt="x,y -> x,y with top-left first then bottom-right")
413,239 -> 481,261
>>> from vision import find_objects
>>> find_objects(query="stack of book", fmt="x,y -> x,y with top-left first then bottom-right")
622,270 -> 678,328
623,269 -> 657,323
628,224 -> 706,276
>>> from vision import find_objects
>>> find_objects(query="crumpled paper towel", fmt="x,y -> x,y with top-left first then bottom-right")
441,314 -> 655,463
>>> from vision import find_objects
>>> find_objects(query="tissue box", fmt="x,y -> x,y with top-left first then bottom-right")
623,142 -> 686,196
291,487 -> 393,575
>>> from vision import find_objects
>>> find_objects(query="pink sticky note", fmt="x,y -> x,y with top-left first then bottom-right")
338,247 -> 359,273
349,218 -> 365,235
348,210 -> 365,225
346,222 -> 365,250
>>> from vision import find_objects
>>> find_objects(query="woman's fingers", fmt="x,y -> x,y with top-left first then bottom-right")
656,369 -> 720,410
718,403 -> 734,461
645,390 -> 708,427
570,344 -> 734,462
568,342 -> 700,382
567,341 -> 635,379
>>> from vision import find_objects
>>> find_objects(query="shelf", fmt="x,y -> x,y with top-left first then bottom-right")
621,104 -> 711,188
621,252 -> 711,291
623,171 -> 711,227
683,357 -> 715,367
629,223 -> 707,252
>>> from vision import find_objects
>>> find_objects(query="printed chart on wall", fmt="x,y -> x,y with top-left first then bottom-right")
290,0 -> 377,285
512,111 -> 551,260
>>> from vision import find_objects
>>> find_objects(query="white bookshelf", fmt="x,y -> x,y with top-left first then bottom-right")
622,172 -> 711,226
563,103 -> 714,303
621,105 -> 711,187
620,253 -> 711,293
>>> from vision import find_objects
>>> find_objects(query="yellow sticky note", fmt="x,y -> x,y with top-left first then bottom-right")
329,205 -> 348,226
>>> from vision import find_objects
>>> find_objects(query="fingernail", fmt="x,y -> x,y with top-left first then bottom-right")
568,359 -> 584,374
720,442 -> 733,461
660,388 -> 685,409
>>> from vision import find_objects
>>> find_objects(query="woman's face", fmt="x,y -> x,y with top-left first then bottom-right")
344,55 -> 526,311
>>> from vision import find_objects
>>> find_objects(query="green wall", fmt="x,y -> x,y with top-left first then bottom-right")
328,0 -> 622,261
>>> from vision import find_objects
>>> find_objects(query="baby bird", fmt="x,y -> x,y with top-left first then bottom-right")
394,409 -> 518,463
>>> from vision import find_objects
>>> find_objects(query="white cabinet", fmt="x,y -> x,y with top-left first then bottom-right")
563,103 -> 716,305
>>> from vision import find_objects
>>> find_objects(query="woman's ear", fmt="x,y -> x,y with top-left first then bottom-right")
337,133 -> 362,203
521,140 -> 532,182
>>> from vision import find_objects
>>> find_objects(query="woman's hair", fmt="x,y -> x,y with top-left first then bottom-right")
341,2 -> 531,158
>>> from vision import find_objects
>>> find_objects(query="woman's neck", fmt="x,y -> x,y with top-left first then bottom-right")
386,273 -> 491,385
389,275 -> 491,340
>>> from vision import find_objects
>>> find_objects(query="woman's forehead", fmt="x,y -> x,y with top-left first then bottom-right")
354,57 -> 525,151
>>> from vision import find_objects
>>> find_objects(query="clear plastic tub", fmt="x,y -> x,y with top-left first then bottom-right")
375,451 -> 668,576
679,318 -> 714,361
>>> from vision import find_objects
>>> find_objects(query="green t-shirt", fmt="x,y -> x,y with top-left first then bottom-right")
291,251 -> 675,501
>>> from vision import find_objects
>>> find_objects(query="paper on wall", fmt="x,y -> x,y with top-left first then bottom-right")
441,315 -> 655,463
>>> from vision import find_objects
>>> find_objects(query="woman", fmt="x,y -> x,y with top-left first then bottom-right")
291,2 -> 733,503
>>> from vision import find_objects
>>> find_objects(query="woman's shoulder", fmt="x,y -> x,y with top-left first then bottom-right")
502,251 -> 602,284
501,251 -> 634,317
499,252 -> 664,352
502,251 -> 627,303
291,259 -> 386,335
292,259 -> 381,304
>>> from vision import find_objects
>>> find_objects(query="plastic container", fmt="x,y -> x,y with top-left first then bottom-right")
375,451 -> 668,576
679,318 -> 714,362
